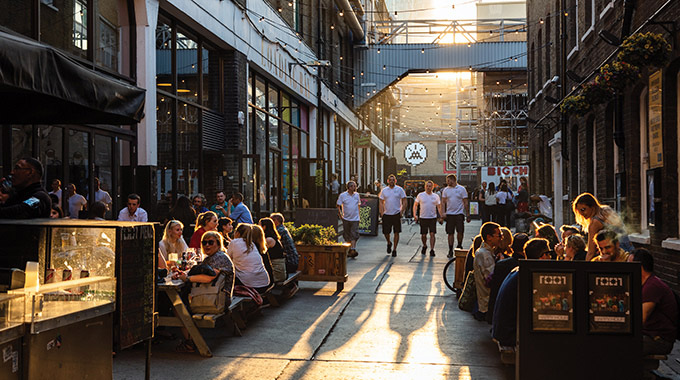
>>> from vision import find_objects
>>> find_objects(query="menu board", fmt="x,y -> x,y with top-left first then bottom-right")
117,224 -> 155,349
358,196 -> 379,236
588,273 -> 631,334
532,272 -> 574,332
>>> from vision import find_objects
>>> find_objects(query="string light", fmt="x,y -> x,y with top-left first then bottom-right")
377,48 -> 381,54
339,10 -> 344,16
539,18 -> 544,24
421,48 -> 425,54
383,65 -> 386,70
277,7 -> 282,12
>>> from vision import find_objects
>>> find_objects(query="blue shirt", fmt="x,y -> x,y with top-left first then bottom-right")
230,202 -> 253,224
492,270 -> 519,347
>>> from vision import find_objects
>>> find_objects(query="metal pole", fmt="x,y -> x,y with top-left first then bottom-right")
456,119 -> 461,179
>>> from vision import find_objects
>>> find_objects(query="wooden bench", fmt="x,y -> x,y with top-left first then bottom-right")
494,340 -> 516,365
190,296 -> 250,336
266,271 -> 301,307
643,354 -> 668,370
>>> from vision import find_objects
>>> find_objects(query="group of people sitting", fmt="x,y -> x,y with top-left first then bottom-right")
156,210 -> 300,353
459,191 -> 678,368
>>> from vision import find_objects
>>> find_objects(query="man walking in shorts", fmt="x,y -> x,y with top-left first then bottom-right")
337,181 -> 361,258
414,180 -> 442,257
440,174 -> 471,258
379,174 -> 407,257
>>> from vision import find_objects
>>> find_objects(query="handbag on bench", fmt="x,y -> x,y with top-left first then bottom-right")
189,272 -> 230,314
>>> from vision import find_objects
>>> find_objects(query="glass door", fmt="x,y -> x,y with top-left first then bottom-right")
241,154 -> 260,219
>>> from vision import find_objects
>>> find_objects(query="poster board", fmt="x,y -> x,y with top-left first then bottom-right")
358,196 -> 379,236
588,273 -> 631,334
531,272 -> 574,332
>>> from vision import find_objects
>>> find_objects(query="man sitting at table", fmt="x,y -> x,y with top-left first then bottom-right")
629,248 -> 678,356
592,229 -> 629,262
175,230 -> 234,353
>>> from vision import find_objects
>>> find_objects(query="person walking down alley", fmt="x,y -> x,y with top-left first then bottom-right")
413,180 -> 442,257
379,174 -> 407,257
337,181 -> 361,258
440,174 -> 470,258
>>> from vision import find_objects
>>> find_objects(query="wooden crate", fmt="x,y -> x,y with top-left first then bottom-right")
296,243 -> 350,291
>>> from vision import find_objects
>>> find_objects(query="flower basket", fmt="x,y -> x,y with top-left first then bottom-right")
581,80 -> 614,105
617,32 -> 672,68
560,94 -> 591,116
598,61 -> 641,90
285,223 -> 339,245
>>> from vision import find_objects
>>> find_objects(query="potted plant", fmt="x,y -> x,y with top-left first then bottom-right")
581,79 -> 614,105
285,223 -> 350,291
617,32 -> 672,68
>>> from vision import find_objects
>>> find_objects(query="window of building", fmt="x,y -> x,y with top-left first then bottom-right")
567,0 -> 579,58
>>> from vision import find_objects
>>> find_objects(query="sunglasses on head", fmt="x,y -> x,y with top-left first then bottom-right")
202,240 -> 216,246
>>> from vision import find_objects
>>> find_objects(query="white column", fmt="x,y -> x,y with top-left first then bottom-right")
329,114 -> 336,172
134,0 -> 159,166
344,125 -> 350,183
549,131 -> 563,229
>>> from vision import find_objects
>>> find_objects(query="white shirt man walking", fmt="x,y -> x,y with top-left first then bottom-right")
379,174 -> 407,257
440,174 -> 470,257
413,180 -> 442,257
337,181 -> 361,258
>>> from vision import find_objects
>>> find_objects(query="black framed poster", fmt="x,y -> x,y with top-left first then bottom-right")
588,273 -> 631,334
531,272 -> 574,332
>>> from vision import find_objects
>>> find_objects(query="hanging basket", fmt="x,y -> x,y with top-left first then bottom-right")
560,94 -> 591,116
617,32 -> 672,68
598,61 -> 641,90
581,80 -> 615,105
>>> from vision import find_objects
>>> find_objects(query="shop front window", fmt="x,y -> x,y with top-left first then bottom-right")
12,126 -> 33,166
156,18 -> 173,93
38,126 -> 63,197
96,0 -> 122,72
176,30 -> 199,103
269,117 -> 279,148
177,102 -> 199,197
94,134 -> 113,215
68,130 -> 89,199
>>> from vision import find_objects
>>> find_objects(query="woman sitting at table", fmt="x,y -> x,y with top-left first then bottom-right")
258,217 -> 287,283
159,220 -> 189,263
176,230 -> 234,353
251,224 -> 275,288
227,224 -> 271,294
189,211 -> 218,250
217,216 -> 235,247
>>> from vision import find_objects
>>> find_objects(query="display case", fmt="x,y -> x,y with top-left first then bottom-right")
0,293 -> 24,380
0,219 -> 155,351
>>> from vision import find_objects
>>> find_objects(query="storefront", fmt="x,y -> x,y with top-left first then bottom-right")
0,0 -> 144,216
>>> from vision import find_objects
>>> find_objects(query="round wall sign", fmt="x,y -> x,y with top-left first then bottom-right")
405,142 -> 427,166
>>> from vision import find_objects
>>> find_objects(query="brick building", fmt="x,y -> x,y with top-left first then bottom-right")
527,0 -> 680,288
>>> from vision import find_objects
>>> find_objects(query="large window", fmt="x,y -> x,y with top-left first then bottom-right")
248,70 -> 308,213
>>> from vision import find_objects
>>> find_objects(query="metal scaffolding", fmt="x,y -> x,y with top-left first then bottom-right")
478,92 -> 528,166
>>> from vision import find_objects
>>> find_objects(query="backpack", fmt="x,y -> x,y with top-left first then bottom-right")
458,271 -> 477,312
189,272 -> 230,314
485,192 -> 497,206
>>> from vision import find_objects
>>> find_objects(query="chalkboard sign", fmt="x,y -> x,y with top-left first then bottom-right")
295,208 -> 338,236
116,224 -> 155,349
358,196 -> 379,236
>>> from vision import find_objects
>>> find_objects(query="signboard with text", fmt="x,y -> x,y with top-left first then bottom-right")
588,273 -> 631,333
531,272 -> 574,332
648,70 -> 663,168
481,165 -> 529,188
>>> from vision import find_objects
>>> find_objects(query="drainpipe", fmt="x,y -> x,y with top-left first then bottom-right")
339,0 -> 364,41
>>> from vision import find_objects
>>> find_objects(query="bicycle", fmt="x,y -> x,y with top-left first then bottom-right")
442,255 -> 461,296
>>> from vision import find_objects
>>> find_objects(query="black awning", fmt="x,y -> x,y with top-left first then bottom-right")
0,30 -> 145,125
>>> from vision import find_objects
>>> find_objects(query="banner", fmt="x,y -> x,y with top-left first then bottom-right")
481,165 -> 529,188
648,70 -> 663,168
355,131 -> 371,149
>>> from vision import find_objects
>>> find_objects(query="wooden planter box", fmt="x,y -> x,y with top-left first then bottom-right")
296,243 -> 350,291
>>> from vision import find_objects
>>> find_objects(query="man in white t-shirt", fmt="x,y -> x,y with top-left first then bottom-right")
66,183 -> 87,219
48,179 -> 62,206
91,177 -> 112,211
413,180 -> 442,257
117,193 -> 148,222
379,174 -> 407,257
440,174 -> 470,257
337,181 -> 361,258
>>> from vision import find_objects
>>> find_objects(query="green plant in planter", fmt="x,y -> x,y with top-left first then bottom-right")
581,79 -> 614,105
617,32 -> 672,68
560,94 -> 590,116
598,61 -> 641,90
285,223 -> 339,245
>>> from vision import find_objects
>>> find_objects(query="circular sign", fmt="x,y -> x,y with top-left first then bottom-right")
405,142 -> 427,166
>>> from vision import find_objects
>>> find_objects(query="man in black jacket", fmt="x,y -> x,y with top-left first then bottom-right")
0,158 -> 51,219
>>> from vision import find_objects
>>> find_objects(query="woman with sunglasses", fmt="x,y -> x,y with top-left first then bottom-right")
189,211 -> 219,250
572,192 -> 633,261
227,224 -> 271,293
176,230 -> 234,352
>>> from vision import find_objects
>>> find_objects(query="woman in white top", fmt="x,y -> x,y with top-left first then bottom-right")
226,223 -> 271,293
495,183 -> 513,228
159,220 -> 189,266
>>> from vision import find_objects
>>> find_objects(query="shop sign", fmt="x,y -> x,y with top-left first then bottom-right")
355,131 -> 371,148
648,70 -> 663,168
404,142 -> 427,166
588,273 -> 631,334
481,165 -> 529,186
531,272 -> 574,332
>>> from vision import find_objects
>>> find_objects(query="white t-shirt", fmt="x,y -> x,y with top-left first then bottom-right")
416,192 -> 441,219
94,189 -> 112,208
441,184 -> 468,215
337,191 -> 361,222
379,185 -> 406,215
67,194 -> 87,218
117,207 -> 149,222
49,189 -> 62,206
227,238 -> 270,288
496,191 -> 511,205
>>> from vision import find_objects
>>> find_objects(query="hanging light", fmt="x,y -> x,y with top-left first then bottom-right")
377,48 -> 381,54
339,10 -> 344,16
421,48 -> 425,54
